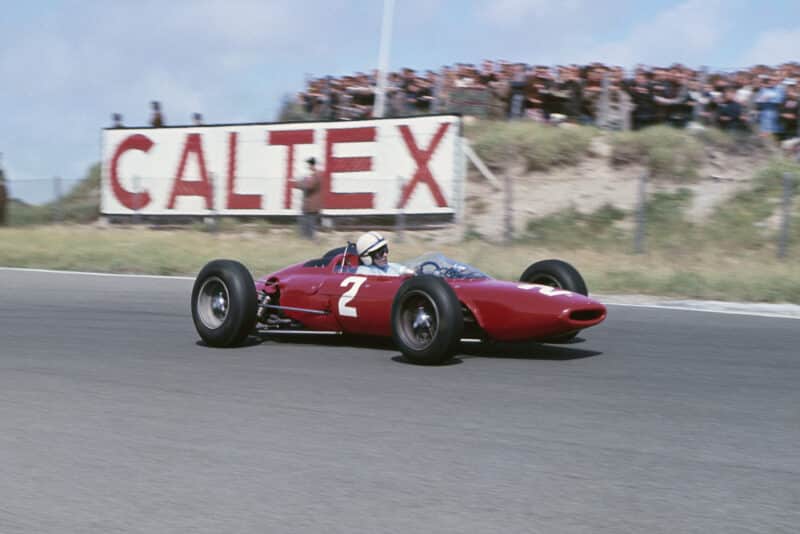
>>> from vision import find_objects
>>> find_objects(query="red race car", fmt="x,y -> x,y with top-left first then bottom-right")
191,244 -> 607,365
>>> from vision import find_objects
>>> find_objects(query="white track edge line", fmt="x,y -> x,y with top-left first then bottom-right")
604,302 -> 800,320
0,267 -> 194,280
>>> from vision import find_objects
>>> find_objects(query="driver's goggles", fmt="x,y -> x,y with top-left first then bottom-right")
370,245 -> 389,258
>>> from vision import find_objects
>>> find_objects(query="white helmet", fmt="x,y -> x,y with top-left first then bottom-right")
356,231 -> 388,266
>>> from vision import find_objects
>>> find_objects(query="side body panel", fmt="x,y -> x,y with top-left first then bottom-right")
257,260 -> 406,336
454,279 -> 607,341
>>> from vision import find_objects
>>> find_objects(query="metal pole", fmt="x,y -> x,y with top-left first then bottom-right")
634,171 -> 647,254
778,171 -> 793,259
697,66 -> 709,124
504,173 -> 513,243
599,71 -> 610,129
373,0 -> 395,118
53,176 -> 62,223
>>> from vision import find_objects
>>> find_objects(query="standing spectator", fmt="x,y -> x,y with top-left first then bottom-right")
478,60 -> 496,86
756,74 -> 786,139
398,68 -> 417,115
651,67 -> 676,124
779,82 -> 798,140
508,63 -> 528,119
150,101 -> 165,127
192,113 -> 204,126
687,79 -> 710,124
349,73 -> 375,118
655,70 -> 691,128
488,63 -> 510,119
524,78 -> 544,121
533,66 -> 557,120
385,72 -> 405,117
717,87 -> 744,131
558,66 -> 584,122
111,113 -> 124,128
736,73 -> 759,128
0,153 -> 7,226
581,66 -> 605,124
627,71 -> 656,130
414,74 -> 434,114
597,73 -> 632,130
427,70 -> 443,113
291,157 -> 322,240
302,80 -> 323,116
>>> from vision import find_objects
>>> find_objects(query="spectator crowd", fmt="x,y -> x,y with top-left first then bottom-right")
294,61 -> 800,139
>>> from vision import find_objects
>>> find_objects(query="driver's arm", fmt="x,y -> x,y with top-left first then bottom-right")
397,264 -> 415,276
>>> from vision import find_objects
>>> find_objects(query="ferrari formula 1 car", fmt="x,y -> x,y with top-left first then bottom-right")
191,244 -> 607,365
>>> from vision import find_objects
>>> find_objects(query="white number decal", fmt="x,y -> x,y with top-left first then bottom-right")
338,276 -> 367,317
517,283 -> 572,297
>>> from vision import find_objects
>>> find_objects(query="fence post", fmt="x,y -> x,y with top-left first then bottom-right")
53,176 -> 62,223
504,173 -> 513,243
778,171 -> 793,259
634,171 -> 648,254
599,71 -> 610,129
695,66 -> 709,124
395,175 -> 406,242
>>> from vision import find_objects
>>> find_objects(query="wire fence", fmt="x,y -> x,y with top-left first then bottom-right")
498,148 -> 799,260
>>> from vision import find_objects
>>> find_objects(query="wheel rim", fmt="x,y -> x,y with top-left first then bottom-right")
397,290 -> 440,351
528,273 -> 562,288
197,276 -> 230,329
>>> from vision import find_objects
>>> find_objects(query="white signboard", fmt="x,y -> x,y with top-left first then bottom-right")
101,115 -> 462,216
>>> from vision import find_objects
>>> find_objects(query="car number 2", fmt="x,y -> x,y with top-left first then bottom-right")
517,283 -> 573,297
338,276 -> 367,317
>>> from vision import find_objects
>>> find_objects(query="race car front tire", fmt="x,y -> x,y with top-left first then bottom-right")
192,259 -> 258,347
520,259 -> 588,342
391,275 -> 463,365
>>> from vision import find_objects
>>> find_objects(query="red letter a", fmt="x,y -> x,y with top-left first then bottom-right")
167,134 -> 213,209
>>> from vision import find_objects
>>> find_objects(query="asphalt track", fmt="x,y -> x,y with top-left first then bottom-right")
0,269 -> 798,534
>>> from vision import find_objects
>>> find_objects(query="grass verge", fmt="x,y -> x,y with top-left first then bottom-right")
1,223 -> 798,303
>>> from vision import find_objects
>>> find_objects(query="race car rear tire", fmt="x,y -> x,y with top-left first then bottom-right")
520,259 -> 588,342
192,259 -> 258,348
391,275 -> 463,365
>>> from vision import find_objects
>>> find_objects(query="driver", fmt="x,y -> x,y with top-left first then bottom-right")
355,231 -> 413,276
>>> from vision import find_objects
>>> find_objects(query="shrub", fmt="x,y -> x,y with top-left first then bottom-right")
524,203 -> 628,249
467,121 -> 597,171
610,126 -> 704,182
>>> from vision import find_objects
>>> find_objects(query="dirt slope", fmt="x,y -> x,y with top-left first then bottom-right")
463,135 -> 769,242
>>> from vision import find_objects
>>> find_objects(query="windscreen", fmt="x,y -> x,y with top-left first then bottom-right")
402,253 -> 490,280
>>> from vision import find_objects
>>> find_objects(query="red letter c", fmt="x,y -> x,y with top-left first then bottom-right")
110,134 -> 153,210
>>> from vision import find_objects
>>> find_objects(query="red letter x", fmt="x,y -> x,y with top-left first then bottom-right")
397,123 -> 450,208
